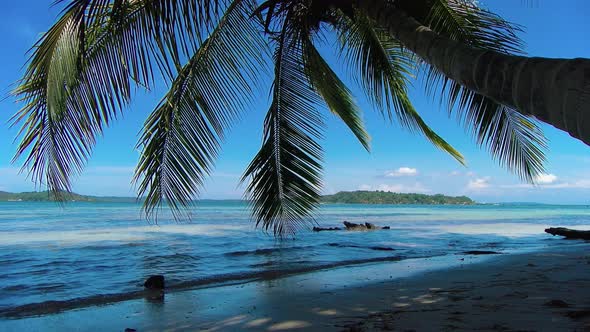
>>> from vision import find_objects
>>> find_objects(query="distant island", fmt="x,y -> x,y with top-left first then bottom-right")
321,191 -> 475,205
0,190 -> 474,205
0,191 -> 136,203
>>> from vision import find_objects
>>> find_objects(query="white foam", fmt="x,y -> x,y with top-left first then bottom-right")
0,224 -> 250,246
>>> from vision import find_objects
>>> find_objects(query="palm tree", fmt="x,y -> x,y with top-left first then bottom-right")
11,0 -> 587,235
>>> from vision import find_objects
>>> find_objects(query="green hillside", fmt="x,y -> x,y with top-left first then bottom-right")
0,190 -> 475,205
322,191 -> 475,205
0,191 -> 135,202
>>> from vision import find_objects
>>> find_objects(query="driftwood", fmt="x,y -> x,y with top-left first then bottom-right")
313,227 -> 341,232
313,221 -> 390,232
545,227 -> 590,240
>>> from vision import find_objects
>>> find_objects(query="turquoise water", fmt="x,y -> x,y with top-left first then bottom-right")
0,201 -> 589,318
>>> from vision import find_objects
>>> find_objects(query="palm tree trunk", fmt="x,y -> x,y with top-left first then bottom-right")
354,1 -> 590,145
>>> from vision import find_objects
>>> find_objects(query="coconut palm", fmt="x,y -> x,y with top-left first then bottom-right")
11,0 -> 588,235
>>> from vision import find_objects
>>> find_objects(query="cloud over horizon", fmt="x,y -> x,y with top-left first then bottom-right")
534,173 -> 558,184
385,167 -> 418,177
467,177 -> 491,190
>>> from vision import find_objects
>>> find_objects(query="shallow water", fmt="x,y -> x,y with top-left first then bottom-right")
0,201 -> 588,317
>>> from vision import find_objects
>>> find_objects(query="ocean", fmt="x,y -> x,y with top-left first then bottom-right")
1,201 -> 589,318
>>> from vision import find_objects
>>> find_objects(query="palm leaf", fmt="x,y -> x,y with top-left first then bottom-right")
335,10 -> 464,164
461,96 -> 547,181
419,0 -> 546,181
242,22 -> 324,236
11,1 -> 102,198
134,0 -> 267,218
11,0 -> 244,198
302,36 -> 370,151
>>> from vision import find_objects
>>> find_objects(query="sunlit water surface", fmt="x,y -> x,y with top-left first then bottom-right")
1,201 -> 589,315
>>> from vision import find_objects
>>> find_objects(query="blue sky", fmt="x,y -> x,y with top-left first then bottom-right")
0,0 -> 589,203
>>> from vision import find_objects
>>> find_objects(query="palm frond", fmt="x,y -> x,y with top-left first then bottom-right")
134,0 -> 267,219
461,96 -> 547,181
242,22 -> 324,236
11,0 -> 244,198
418,0 -> 546,181
427,0 -> 523,54
11,1 -> 101,198
335,10 -> 464,164
302,36 -> 370,151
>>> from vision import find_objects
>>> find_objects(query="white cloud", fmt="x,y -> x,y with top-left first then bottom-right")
385,167 -> 418,177
534,173 -> 557,184
467,177 -> 490,190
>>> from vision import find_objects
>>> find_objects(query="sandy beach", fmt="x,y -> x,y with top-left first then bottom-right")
343,243 -> 590,332
1,241 -> 589,331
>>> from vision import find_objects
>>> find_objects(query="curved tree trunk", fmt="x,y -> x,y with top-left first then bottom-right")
353,1 -> 590,146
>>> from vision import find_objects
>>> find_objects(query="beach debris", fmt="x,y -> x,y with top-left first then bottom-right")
144,275 -> 165,289
462,250 -> 501,255
312,226 -> 341,232
312,221 -> 391,232
545,227 -> 590,240
343,221 -> 390,231
544,299 -> 570,308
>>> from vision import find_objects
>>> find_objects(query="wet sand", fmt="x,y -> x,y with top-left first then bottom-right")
1,242 -> 589,331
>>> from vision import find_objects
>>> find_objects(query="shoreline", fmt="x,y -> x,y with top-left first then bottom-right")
1,241 -> 589,331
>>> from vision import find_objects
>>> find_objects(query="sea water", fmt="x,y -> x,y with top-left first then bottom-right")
0,201 -> 589,318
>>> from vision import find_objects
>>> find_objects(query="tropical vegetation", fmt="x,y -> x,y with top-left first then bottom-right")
0,190 -> 134,202
322,191 -> 474,205
10,0 -> 590,235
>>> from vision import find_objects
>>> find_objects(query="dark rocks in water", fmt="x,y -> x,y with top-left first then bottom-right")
343,221 -> 366,230
313,226 -> 342,232
313,221 -> 391,232
144,275 -> 165,289
462,250 -> 501,255
124,329 -> 137,332
343,221 -> 390,231
365,222 -> 376,230
544,299 -> 570,308
545,227 -> 590,240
